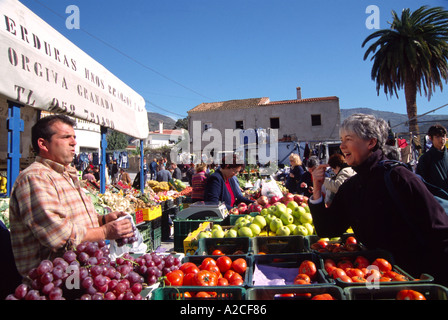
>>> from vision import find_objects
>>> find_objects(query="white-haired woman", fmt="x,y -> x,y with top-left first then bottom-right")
309,114 -> 448,286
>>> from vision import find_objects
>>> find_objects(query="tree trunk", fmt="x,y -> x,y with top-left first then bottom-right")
404,78 -> 421,154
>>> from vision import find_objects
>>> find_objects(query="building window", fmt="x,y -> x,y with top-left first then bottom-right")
204,122 -> 212,131
311,114 -> 321,126
235,121 -> 244,129
270,117 -> 280,129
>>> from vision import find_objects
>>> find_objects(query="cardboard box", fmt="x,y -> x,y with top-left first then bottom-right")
183,222 -> 211,255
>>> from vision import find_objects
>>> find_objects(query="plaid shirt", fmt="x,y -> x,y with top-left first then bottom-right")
9,156 -> 99,276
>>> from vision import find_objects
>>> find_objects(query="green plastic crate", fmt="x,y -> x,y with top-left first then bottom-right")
137,222 -> 152,251
151,286 -> 246,300
252,235 -> 306,255
173,218 -> 223,252
246,284 -> 346,300
344,283 -> 448,300
196,237 -> 252,255
152,227 -> 162,251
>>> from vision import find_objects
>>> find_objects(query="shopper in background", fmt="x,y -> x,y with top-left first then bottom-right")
309,113 -> 448,286
285,153 -> 305,193
416,124 -> 448,194
323,153 -> 356,206
191,162 -> 208,202
9,115 -> 134,278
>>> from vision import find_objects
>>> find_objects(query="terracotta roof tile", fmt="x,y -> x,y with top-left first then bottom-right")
188,96 -> 338,113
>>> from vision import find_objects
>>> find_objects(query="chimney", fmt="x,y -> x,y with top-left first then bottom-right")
159,121 -> 163,133
296,87 -> 302,100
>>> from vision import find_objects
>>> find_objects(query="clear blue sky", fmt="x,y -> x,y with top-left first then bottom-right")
18,0 -> 448,120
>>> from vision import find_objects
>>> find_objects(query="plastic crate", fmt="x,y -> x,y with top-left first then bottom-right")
306,233 -> 367,253
174,218 -> 223,252
183,254 -> 252,286
137,222 -> 152,250
252,236 -> 306,255
196,237 -> 252,255
249,253 -> 331,287
246,284 -> 346,300
152,227 -> 162,251
151,286 -> 246,300
344,283 -> 448,300
319,249 -> 434,287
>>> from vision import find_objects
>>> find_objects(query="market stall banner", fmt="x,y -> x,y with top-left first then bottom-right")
0,0 -> 149,139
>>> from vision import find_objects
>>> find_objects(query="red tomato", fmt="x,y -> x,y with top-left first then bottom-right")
298,260 -> 317,280
217,277 -> 229,286
371,258 -> 392,272
194,270 -> 218,286
212,249 -> 224,255
224,269 -> 237,281
317,239 -> 328,248
200,258 -> 217,270
365,268 -> 381,281
183,272 -> 197,286
180,262 -> 199,275
164,270 -> 184,286
345,268 -> 364,278
228,272 -> 244,285
294,273 -> 311,284
379,276 -> 392,282
331,268 -> 346,279
311,294 -> 334,300
351,276 -> 367,283
393,274 -> 408,282
231,258 -> 247,274
339,275 -> 353,283
337,259 -> 354,271
324,259 -> 337,274
354,256 -> 370,269
396,290 -> 426,300
216,256 -> 233,273
345,236 -> 357,245
195,291 -> 211,298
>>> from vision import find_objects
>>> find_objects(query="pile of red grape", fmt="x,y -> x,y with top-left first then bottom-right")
5,240 -> 182,300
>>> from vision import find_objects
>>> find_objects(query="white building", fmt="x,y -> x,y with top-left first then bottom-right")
187,87 -> 341,154
145,121 -> 184,148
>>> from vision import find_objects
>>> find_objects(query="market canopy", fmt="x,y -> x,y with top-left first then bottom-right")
0,0 -> 149,139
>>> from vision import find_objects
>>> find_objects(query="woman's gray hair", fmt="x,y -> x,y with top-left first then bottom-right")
340,113 -> 389,152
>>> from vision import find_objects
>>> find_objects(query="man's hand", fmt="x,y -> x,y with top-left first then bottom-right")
102,214 -> 134,240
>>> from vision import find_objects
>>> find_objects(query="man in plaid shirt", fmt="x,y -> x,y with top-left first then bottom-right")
9,115 -> 134,277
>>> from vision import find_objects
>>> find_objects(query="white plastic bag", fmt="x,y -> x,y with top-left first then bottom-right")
261,177 -> 283,199
108,214 -> 147,260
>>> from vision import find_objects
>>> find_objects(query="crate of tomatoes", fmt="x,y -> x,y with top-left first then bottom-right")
246,284 -> 346,300
319,249 -> 434,287
249,253 -> 333,287
154,254 -> 251,299
344,283 -> 448,300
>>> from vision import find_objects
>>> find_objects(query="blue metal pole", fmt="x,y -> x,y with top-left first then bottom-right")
140,139 -> 144,192
6,101 -> 24,197
100,126 -> 107,194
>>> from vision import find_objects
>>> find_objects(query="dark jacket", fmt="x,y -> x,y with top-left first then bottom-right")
416,146 -> 448,193
309,150 -> 448,285
204,169 -> 254,210
285,165 -> 305,193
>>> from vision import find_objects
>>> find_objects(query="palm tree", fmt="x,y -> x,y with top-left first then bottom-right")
362,6 -> 448,150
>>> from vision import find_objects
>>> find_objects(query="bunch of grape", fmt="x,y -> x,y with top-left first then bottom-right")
5,241 -> 158,300
130,252 -> 182,286
115,224 -> 138,247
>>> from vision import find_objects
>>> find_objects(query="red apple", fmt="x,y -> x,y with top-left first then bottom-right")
248,203 -> 262,213
282,193 -> 294,204
294,194 -> 304,204
257,196 -> 269,206
229,208 -> 239,215
237,203 -> 248,214
269,195 -> 281,205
